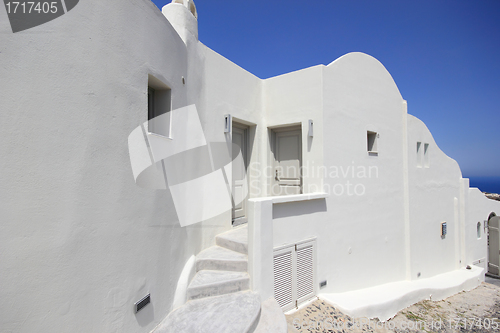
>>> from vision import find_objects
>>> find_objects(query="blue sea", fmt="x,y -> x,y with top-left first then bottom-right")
467,176 -> 500,194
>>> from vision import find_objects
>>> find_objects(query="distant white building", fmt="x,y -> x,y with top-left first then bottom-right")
2,0 -> 499,332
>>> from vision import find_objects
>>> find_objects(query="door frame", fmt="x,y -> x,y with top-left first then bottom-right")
270,124 -> 303,196
488,213 -> 499,275
231,121 -> 250,226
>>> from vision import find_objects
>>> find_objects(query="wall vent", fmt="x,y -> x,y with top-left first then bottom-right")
134,294 -> 151,313
441,222 -> 447,237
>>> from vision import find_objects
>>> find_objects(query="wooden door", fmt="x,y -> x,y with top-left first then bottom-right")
489,216 -> 500,275
232,124 -> 248,224
272,127 -> 302,196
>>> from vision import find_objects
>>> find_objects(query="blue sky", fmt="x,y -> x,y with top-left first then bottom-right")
153,0 -> 500,178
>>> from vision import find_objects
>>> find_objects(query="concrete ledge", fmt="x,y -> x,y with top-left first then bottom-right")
319,266 -> 484,321
251,192 -> 329,204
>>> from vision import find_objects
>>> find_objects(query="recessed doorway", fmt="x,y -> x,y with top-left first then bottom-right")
270,125 -> 302,196
232,122 -> 249,226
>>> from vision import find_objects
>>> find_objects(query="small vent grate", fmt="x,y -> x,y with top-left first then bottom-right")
135,294 -> 151,313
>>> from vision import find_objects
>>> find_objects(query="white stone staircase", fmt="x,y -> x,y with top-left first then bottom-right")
153,225 -> 287,333
185,226 -> 250,300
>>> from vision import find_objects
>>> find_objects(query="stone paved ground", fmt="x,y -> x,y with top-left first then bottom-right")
286,282 -> 500,333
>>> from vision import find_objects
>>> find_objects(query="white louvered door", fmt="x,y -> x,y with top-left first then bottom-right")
273,238 -> 316,311
273,245 -> 295,311
296,241 -> 315,305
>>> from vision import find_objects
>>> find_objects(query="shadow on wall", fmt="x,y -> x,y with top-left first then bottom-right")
490,212 -> 497,222
135,302 -> 155,327
273,199 -> 327,219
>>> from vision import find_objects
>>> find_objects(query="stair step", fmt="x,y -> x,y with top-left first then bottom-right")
196,246 -> 247,272
186,270 -> 250,300
254,297 -> 288,333
154,291 -> 261,333
216,225 -> 248,254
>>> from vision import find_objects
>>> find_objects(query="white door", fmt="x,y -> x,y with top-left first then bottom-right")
232,124 -> 248,224
295,241 -> 315,305
489,216 -> 500,275
272,127 -> 302,196
273,245 -> 295,311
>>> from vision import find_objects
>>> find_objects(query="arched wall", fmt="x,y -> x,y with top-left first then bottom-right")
406,115 -> 464,278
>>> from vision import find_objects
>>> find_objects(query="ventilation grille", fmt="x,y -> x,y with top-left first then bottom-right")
273,239 -> 316,311
273,250 -> 293,308
296,245 -> 314,299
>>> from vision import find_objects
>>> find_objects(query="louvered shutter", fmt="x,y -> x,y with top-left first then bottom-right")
273,246 -> 295,311
273,238 -> 316,311
296,241 -> 315,304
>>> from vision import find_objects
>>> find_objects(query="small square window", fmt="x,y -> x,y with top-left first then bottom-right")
367,131 -> 378,153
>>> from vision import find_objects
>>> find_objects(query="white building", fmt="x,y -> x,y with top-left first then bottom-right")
1,0 -> 499,332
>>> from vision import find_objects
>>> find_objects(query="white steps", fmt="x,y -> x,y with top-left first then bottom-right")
186,270 -> 250,300
154,291 -> 261,333
254,297 -> 288,333
155,225 -> 281,333
186,226 -> 249,301
216,226 -> 248,254
196,246 -> 247,272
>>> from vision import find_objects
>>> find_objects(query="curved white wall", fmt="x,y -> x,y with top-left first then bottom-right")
0,1 -> 206,332
2,1 -> 500,331
406,115 -> 464,279
268,53 -> 408,293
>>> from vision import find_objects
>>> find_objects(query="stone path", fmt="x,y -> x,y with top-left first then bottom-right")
286,282 -> 500,332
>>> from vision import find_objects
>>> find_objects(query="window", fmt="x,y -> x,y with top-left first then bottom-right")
477,222 -> 481,239
424,143 -> 430,168
147,87 -> 155,122
189,1 -> 197,17
367,131 -> 378,153
417,142 -> 430,168
417,142 -> 422,167
147,75 -> 172,138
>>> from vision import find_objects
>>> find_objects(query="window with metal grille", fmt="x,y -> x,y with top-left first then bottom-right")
273,238 -> 316,311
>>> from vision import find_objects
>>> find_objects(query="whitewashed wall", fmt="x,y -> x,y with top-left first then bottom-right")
0,0 -> 214,332
406,115 -> 463,279
2,0 -> 500,332
263,66 -> 324,196
466,187 -> 500,269
320,53 -> 408,292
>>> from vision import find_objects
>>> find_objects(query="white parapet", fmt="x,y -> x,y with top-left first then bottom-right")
248,198 -> 274,301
